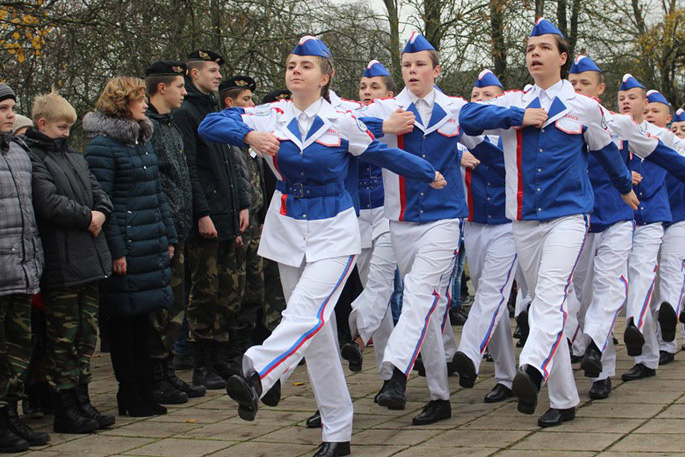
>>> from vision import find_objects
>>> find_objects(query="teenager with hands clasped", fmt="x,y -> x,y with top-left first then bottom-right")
198,36 -> 444,457
459,18 -> 637,427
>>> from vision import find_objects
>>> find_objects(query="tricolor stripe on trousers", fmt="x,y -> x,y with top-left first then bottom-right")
637,264 -> 659,330
479,253 -> 518,352
602,275 -> 628,352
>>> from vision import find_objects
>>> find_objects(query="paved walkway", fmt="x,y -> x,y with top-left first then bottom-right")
18,319 -> 685,457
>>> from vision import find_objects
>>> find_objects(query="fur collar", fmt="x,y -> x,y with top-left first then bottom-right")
82,111 -> 154,145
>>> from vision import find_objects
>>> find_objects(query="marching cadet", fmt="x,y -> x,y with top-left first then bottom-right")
617,78 -> 682,381
644,91 -> 685,365
565,57 -> 685,400
145,61 -> 207,403
198,36 -> 445,457
341,60 -> 400,400
671,109 -> 685,138
172,50 -> 252,390
218,75 -> 268,368
452,69 -> 518,404
460,18 -> 638,427
358,33 -> 503,426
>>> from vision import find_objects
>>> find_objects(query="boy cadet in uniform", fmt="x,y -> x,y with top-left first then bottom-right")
0,83 -> 50,452
452,69 -> 518,404
460,18 -> 638,427
145,61 -> 207,402
670,109 -> 685,139
565,57 -> 685,399
358,33 -> 503,425
172,50 -> 252,390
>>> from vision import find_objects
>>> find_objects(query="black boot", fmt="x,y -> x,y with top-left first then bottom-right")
152,359 -> 188,405
116,385 -> 155,417
6,400 -> 49,445
75,384 -> 115,429
376,368 -> 406,410
53,390 -> 98,434
0,407 -> 28,453
212,342 -> 241,382
163,357 -> 206,398
580,340 -> 603,378
511,366 -> 542,415
225,370 -> 262,421
192,341 -> 226,389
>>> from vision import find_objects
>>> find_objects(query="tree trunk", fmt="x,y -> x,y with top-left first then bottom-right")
490,0 -> 508,87
383,0 -> 402,88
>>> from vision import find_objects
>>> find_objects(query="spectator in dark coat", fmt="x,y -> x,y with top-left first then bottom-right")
84,77 -> 177,418
27,90 -> 115,434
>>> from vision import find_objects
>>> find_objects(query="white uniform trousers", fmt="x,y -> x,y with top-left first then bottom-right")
458,222 -> 518,386
656,221 -> 685,354
514,265 -> 532,316
243,255 -> 355,442
513,215 -> 587,409
566,222 -> 634,379
383,218 -> 461,400
626,223 -> 664,370
349,229 -> 396,380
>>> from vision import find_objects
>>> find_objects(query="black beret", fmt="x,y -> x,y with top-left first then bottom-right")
219,75 -> 256,93
187,49 -> 225,66
262,89 -> 292,104
145,60 -> 187,77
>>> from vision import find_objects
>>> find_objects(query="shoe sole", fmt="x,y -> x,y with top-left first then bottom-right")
622,370 -> 655,382
658,304 -> 677,343
511,371 -> 538,415
377,395 -> 405,411
538,411 -> 575,428
412,412 -> 451,426
452,352 -> 477,388
341,345 -> 363,372
588,390 -> 610,400
225,376 -> 259,421
580,356 -> 602,379
624,325 -> 645,357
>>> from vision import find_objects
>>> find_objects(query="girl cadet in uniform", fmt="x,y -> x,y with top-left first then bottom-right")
198,36 -> 445,457
356,33 -> 503,427
459,18 -> 638,427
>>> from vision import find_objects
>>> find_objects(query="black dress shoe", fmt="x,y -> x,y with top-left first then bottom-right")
589,378 -> 611,400
659,350 -> 675,366
413,357 -> 426,377
511,367 -> 541,415
537,407 -> 575,427
261,380 -> 281,407
624,318 -> 645,356
570,354 -> 582,364
680,310 -> 685,324
658,303 -> 677,342
306,410 -> 321,429
580,341 -> 603,378
621,363 -> 656,382
412,400 -> 451,425
452,352 -> 476,388
373,380 -> 390,404
484,383 -> 513,403
516,310 -> 530,345
313,441 -> 350,457
341,342 -> 363,372
450,307 -> 468,326
225,371 -> 262,421
376,368 -> 406,410
513,326 -> 522,339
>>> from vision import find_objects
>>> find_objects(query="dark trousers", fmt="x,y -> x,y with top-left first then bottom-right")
108,314 -> 152,395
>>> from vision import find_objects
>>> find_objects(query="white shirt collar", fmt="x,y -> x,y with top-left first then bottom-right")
292,98 -> 323,120
534,79 -> 564,101
408,89 -> 436,109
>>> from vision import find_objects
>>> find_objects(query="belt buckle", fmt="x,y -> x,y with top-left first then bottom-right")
292,182 -> 304,198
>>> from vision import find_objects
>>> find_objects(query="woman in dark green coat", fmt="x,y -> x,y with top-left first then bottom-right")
84,77 -> 177,417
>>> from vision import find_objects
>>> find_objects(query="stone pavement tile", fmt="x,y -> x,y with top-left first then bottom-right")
605,433 -> 685,453
344,444 -> 408,457
373,412 -> 474,430
496,451 -> 595,457
191,395 -> 236,410
576,402 -> 664,418
122,437 -> 235,456
352,398 -> 425,416
351,427 -> 443,445
596,453 -> 685,457
185,421 -> 284,440
351,413 -> 401,430
537,416 -> 643,434
614,379 -> 685,392
459,414 -> 541,432
271,394 -> 318,412
207,441 -> 313,457
423,429 -> 529,449
19,450 -> 65,457
655,404 -> 685,419
227,409 -> 311,426
43,435 -> 155,456
633,418 -> 685,434
392,445 -> 495,457
150,407 -> 234,423
254,424 -> 325,445
510,431 -> 621,452
100,419 -> 204,438
604,388 -> 683,404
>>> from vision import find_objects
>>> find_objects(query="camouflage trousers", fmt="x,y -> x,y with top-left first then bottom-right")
262,258 -> 286,331
150,240 -> 187,359
0,294 -> 32,406
240,223 -> 264,330
187,238 -> 245,343
42,284 -> 99,392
